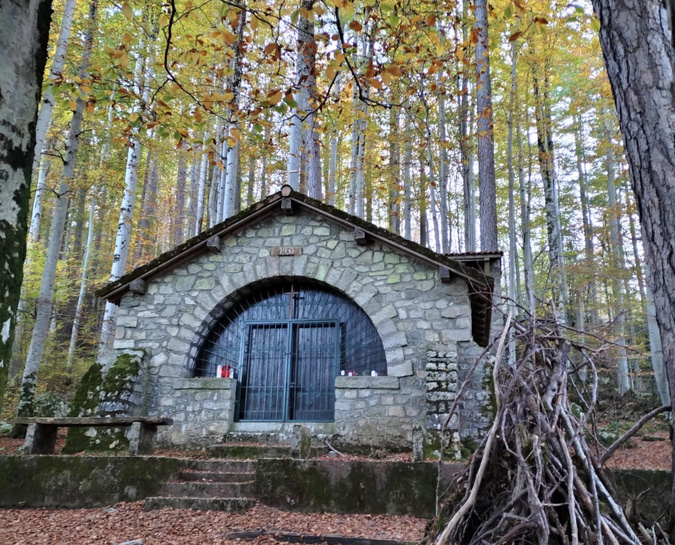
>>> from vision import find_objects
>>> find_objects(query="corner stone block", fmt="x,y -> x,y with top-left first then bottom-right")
117,315 -> 138,328
113,339 -> 136,350
388,360 -> 413,377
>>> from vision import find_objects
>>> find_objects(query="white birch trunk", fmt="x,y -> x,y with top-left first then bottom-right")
606,136 -> 631,395
439,95 -> 449,253
99,54 -> 148,354
195,132 -> 209,234
28,158 -> 51,242
507,39 -> 518,364
403,114 -> 412,240
31,0 -> 78,179
222,3 -> 246,216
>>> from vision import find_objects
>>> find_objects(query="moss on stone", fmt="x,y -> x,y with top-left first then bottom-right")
92,352 -> 143,452
62,363 -> 103,454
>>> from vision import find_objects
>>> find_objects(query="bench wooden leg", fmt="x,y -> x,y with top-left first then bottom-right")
129,422 -> 158,455
23,423 -> 58,454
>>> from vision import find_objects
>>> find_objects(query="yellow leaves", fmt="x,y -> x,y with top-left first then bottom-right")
79,85 -> 91,95
119,52 -> 129,68
129,112 -> 139,122
326,66 -> 337,81
456,47 -> 465,61
349,20 -> 363,32
513,0 -> 527,18
121,2 -> 133,20
250,17 -> 258,31
222,29 -> 236,45
121,33 -> 133,45
313,5 -> 325,16
381,71 -> 392,86
194,109 -> 203,123
267,89 -> 283,105
591,17 -> 601,32
69,100 -> 77,111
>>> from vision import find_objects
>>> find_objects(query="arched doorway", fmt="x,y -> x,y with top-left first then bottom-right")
193,279 -> 387,422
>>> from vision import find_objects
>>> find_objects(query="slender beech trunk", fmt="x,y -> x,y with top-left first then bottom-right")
31,0 -> 77,180
474,0 -> 497,251
17,0 -> 98,422
533,74 -> 569,321
28,159 -> 51,242
518,116 -> 535,316
174,153 -> 187,244
605,130 -> 631,395
99,53 -> 150,355
507,39 -> 518,364
247,154 -> 255,206
575,115 -> 600,326
403,115 -> 412,240
195,133 -> 209,234
222,2 -> 246,218
439,94 -> 449,253
388,105 -> 401,234
459,0 -> 476,252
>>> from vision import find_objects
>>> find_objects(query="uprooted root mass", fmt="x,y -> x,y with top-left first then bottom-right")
424,313 -> 671,545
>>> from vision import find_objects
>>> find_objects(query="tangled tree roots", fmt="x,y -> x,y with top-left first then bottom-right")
424,313 -> 671,545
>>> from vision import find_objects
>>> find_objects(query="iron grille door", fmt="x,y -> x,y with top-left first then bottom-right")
289,321 -> 339,422
238,323 -> 288,421
238,320 -> 339,422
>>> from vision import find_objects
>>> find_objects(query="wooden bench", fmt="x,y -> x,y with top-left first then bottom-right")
14,416 -> 173,456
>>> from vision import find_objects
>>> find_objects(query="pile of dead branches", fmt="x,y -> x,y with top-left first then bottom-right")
426,312 -> 671,545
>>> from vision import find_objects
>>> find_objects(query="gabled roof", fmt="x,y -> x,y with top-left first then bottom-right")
97,186 -> 498,346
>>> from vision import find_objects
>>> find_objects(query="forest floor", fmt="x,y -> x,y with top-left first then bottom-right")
0,502 -> 428,545
0,420 -> 670,545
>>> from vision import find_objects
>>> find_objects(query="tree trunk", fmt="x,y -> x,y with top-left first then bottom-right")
174,153 -> 187,245
439,94 -> 449,253
403,114 -> 412,240
17,0 -> 97,422
507,39 -> 518,364
474,0 -> 498,252
388,105 -> 401,234
31,0 -> 77,180
28,158 -> 51,242
460,0 -> 476,252
518,107 -> 535,316
195,132 -> 209,234
0,0 -> 51,410
222,2 -> 246,217
575,115 -> 600,326
605,127 -> 631,395
533,74 -> 569,321
99,54 -> 149,354
591,0 -> 675,518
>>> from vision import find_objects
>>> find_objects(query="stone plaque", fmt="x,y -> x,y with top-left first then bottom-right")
270,246 -> 302,257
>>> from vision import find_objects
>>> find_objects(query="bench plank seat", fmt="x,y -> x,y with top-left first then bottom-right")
16,416 -> 172,455
14,416 -> 172,427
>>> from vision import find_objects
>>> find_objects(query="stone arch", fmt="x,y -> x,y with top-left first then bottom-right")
183,274 -> 403,377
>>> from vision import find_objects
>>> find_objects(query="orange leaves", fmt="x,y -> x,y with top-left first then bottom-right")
349,20 -> 363,32
264,42 -> 281,61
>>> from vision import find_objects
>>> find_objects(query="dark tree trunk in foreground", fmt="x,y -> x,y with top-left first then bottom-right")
591,0 -> 675,519
0,0 -> 52,410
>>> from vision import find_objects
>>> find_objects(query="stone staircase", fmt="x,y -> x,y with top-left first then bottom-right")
144,459 -> 257,512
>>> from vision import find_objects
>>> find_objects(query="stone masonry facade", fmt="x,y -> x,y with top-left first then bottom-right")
106,208 -> 491,448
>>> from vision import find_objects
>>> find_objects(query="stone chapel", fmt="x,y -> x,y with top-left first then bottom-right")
97,185 -> 501,450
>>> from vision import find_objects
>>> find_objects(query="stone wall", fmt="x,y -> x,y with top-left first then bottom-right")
157,378 -> 236,446
334,375 -> 426,449
107,210 -> 486,447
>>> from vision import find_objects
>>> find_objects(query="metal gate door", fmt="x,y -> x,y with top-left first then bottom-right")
238,320 -> 338,421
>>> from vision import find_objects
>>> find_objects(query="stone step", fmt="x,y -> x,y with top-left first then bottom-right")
186,459 -> 256,473
208,443 -> 328,459
162,481 -> 255,499
144,496 -> 255,513
179,469 -> 254,483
